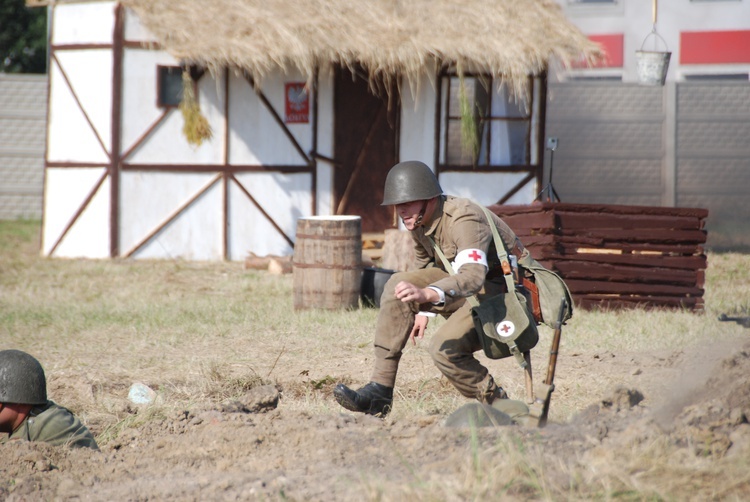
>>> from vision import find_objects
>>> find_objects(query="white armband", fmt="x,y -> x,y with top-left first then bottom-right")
453,248 -> 488,271
417,311 -> 437,318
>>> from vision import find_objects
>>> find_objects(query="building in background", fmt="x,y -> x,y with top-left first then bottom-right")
553,0 -> 750,82
30,0 -> 598,261
543,0 -> 750,250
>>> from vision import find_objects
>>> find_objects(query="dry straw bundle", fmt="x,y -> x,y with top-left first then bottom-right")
179,69 -> 212,146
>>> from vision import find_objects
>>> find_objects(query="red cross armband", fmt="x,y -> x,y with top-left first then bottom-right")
453,248 -> 488,271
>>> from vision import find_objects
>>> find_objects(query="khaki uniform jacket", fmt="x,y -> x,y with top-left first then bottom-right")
411,195 -> 523,307
4,401 -> 99,450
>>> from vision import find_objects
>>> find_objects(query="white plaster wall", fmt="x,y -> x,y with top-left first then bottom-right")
120,171 -> 222,260
228,172 -> 311,259
228,71 -> 312,166
123,7 -> 159,43
315,66 -> 335,217
127,71 -> 225,164
42,168 -> 110,258
47,50 -> 113,163
132,184 -> 223,260
52,1 -> 116,46
120,49 -> 180,157
400,72 -> 436,166
440,172 -> 536,206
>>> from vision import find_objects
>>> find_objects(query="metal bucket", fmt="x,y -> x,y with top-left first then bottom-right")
636,29 -> 671,86
360,266 -> 396,308
636,50 -> 671,86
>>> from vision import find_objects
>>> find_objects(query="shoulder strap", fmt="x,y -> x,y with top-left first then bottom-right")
478,206 -> 516,295
427,205 -> 517,305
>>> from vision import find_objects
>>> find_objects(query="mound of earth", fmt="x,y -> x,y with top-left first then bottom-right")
2,341 -> 749,500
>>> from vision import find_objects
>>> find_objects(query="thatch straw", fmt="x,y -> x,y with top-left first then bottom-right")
120,0 -> 602,98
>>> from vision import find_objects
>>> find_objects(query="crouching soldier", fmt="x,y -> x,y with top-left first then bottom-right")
0,349 -> 99,450
334,161 -> 535,417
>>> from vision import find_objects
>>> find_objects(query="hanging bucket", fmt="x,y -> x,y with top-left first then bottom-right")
636,30 -> 671,86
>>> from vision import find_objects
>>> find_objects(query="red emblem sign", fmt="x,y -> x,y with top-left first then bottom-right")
285,83 -> 309,124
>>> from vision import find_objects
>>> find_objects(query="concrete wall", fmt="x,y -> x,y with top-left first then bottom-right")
545,80 -> 750,251
0,74 -> 47,220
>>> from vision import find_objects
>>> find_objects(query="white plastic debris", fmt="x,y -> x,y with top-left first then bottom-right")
128,382 -> 157,405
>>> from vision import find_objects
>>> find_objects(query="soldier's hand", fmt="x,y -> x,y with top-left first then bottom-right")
394,281 -> 438,304
410,314 -> 430,345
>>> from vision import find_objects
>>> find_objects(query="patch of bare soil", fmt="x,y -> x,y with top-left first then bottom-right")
2,340 -> 750,501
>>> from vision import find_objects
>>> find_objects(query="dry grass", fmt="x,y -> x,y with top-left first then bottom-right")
2,219 -> 748,413
2,219 -> 750,500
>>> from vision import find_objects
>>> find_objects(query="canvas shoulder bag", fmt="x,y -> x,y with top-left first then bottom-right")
517,252 -> 574,329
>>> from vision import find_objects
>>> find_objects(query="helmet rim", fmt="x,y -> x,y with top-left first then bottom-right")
381,161 -> 442,206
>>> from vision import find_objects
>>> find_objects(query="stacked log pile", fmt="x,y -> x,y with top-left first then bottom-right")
488,202 -> 708,311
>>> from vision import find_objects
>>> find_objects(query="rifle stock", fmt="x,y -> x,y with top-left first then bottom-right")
530,297 -> 567,427
539,298 -> 566,425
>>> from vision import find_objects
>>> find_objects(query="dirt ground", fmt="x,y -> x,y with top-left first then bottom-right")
3,332 -> 750,501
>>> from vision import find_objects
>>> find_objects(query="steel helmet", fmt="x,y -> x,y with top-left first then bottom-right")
381,161 -> 442,206
0,349 -> 48,405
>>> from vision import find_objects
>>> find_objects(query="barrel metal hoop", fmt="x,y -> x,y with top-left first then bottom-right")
293,262 -> 363,271
295,233 -> 359,241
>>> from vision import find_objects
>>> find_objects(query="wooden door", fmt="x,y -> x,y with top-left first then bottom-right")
333,66 -> 399,233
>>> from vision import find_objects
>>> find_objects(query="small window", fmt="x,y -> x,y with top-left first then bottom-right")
157,66 -> 184,108
440,74 -> 535,168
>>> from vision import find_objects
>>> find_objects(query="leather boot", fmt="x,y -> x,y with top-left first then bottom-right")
333,382 -> 393,417
480,377 -> 509,404
487,386 -> 509,403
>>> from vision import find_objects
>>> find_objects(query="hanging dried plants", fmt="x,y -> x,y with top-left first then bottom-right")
457,64 -> 479,164
179,69 -> 213,146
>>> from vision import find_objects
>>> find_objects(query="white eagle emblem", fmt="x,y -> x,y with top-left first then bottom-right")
287,85 -> 307,112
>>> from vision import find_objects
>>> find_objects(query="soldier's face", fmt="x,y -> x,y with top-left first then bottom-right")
396,200 -> 426,231
0,403 -> 16,433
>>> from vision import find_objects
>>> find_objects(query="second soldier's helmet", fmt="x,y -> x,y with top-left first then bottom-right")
0,349 -> 48,405
381,161 -> 443,206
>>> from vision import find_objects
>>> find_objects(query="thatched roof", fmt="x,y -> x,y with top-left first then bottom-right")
33,0 -> 602,96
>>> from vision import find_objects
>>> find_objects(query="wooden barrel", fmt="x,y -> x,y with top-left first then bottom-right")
293,216 -> 362,310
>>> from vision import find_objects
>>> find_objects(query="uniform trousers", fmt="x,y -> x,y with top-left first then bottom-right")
370,268 -> 505,401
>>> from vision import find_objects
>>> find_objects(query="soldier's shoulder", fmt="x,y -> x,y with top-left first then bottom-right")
443,196 -> 483,218
29,401 -> 76,430
28,401 -> 99,450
